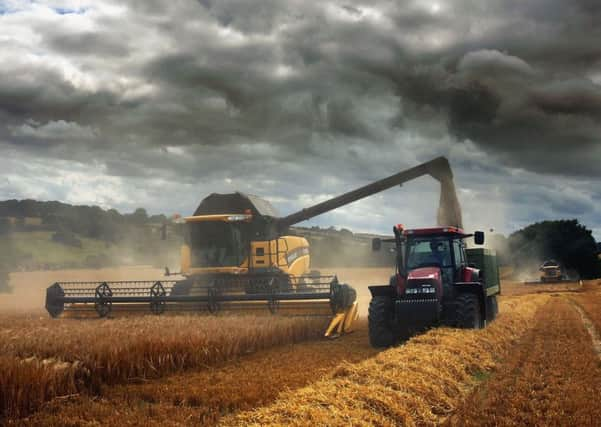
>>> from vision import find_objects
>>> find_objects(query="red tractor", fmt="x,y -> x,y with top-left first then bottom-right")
369,225 -> 500,347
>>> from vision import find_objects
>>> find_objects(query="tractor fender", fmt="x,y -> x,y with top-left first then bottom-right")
368,285 -> 396,298
452,282 -> 486,321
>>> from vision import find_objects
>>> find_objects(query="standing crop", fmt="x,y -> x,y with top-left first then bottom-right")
0,314 -> 326,420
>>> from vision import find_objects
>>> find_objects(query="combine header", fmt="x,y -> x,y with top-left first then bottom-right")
46,156 -> 462,337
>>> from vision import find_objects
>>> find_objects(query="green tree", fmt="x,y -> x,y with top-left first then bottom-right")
129,208 -> 149,225
508,219 -> 601,279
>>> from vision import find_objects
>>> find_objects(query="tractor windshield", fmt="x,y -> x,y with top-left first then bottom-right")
406,237 -> 453,270
186,222 -> 250,267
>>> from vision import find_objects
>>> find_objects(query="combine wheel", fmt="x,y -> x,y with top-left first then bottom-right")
455,293 -> 482,329
368,296 -> 399,348
170,280 -> 193,296
207,287 -> 220,314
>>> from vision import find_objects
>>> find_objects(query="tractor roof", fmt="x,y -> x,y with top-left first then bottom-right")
403,226 -> 469,238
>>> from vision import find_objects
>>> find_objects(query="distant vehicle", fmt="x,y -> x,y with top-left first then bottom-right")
539,260 -> 564,283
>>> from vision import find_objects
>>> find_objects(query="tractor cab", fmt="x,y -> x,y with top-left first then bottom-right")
397,226 -> 484,295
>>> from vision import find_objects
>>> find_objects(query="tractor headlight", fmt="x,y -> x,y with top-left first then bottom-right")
406,287 -> 436,295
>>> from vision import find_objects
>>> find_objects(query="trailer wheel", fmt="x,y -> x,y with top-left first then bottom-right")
455,293 -> 482,329
368,296 -> 398,348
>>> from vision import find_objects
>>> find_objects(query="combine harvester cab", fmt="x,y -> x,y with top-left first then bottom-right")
45,156 -> 467,339
368,225 -> 500,347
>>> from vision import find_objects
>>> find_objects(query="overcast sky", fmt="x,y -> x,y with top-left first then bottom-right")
1,0 -> 600,239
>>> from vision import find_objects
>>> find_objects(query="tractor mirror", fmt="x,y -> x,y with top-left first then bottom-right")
372,238 -> 382,251
474,231 -> 485,245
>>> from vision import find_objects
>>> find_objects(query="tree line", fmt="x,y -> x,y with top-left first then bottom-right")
495,219 -> 601,279
0,199 -> 170,243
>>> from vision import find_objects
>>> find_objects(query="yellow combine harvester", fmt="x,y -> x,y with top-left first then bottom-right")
46,156 -> 462,337
168,192 -> 359,337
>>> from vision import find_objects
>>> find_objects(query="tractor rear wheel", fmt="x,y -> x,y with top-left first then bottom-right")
368,296 -> 399,348
486,295 -> 498,323
455,293 -> 482,329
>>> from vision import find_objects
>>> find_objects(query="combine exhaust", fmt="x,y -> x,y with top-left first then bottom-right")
45,275 -> 358,337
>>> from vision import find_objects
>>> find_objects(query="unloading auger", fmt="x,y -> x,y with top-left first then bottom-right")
45,156 -> 461,337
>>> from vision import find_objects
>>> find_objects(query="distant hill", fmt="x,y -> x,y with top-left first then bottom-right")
0,199 -> 170,242
0,200 -> 183,273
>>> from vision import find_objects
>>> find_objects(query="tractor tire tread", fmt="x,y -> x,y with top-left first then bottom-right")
368,296 -> 398,348
455,293 -> 482,329
486,295 -> 498,323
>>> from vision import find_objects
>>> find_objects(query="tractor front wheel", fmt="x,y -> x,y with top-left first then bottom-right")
455,293 -> 483,329
368,296 -> 399,348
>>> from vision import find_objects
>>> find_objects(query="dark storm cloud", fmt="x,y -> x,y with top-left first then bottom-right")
1,0 -> 601,237
531,79 -> 601,116
46,31 -> 131,57
3,1 -> 601,164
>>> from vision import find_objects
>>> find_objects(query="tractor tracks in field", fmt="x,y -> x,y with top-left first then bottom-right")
566,296 -> 601,361
446,294 -> 601,426
224,295 -> 548,426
